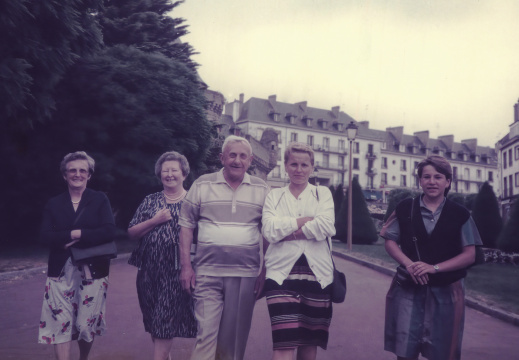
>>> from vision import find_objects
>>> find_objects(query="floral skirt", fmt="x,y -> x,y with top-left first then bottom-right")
38,258 -> 109,344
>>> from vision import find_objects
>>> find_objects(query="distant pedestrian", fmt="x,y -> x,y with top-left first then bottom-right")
381,155 -> 483,360
261,142 -> 336,360
128,151 -> 196,360
38,151 -> 116,360
179,135 -> 270,360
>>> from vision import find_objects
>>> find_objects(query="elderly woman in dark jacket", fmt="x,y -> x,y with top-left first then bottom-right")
39,151 -> 116,360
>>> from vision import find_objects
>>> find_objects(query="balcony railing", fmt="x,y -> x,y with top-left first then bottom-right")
314,161 -> 346,171
365,152 -> 378,159
312,145 -> 348,154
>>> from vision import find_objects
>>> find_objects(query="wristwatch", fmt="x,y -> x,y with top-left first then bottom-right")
433,265 -> 440,273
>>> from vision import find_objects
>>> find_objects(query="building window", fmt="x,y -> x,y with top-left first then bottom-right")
322,154 -> 329,168
504,151 -> 508,169
401,160 -> 407,171
510,175 -> 514,196
400,175 -> 407,187
381,157 -> 388,169
381,172 -> 387,185
290,132 -> 298,142
464,168 -> 470,180
323,137 -> 330,149
465,182 -> 470,191
509,149 -> 513,167
489,171 -> 493,182
353,142 -> 360,154
515,172 -> 519,187
338,156 -> 344,169
477,169 -> 482,179
368,144 -> 374,154
338,139 -> 345,151
353,158 -> 359,170
516,146 -> 519,160
504,177 -> 508,197
307,135 -> 314,146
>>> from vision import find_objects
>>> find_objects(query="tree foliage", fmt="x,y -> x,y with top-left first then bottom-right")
335,178 -> 378,245
471,182 -> 502,248
497,200 -> 519,253
100,0 -> 198,69
333,184 -> 344,218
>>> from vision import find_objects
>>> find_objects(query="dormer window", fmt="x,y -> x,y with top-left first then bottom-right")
336,123 -> 344,132
318,119 -> 328,129
475,155 -> 480,162
302,116 -> 313,127
269,110 -> 280,122
285,113 -> 297,125
399,144 -> 406,152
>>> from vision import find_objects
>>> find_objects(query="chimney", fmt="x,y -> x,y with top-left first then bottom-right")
414,131 -> 430,147
461,139 -> 477,152
239,93 -> 244,103
438,135 -> 454,151
514,98 -> 519,123
386,126 -> 404,143
331,106 -> 340,118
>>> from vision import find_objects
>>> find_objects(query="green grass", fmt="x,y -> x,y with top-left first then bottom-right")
333,238 -> 519,315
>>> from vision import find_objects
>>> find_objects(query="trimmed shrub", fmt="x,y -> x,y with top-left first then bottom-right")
472,182 -> 502,248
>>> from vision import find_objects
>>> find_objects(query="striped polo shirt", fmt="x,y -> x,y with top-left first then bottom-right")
179,169 -> 269,277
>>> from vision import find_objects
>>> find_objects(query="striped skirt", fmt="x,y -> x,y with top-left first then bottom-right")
264,255 -> 332,350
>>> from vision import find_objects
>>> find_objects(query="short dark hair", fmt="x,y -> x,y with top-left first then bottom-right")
60,151 -> 95,175
417,155 -> 452,195
154,151 -> 190,179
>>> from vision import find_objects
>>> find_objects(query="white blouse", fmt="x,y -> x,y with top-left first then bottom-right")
262,184 -> 336,288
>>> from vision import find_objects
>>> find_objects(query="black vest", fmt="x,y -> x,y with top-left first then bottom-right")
395,197 -> 470,286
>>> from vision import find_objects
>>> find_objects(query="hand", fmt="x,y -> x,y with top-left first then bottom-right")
180,265 -> 196,294
70,229 -> 81,240
406,262 -> 431,285
64,239 -> 79,249
296,217 -> 313,229
254,265 -> 267,300
152,208 -> 172,225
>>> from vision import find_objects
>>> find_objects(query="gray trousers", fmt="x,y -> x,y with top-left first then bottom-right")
191,275 -> 256,360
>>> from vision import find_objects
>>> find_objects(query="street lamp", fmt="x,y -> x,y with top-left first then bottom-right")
346,121 -> 358,251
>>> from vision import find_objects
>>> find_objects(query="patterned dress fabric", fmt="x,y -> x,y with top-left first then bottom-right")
264,255 -> 332,350
38,258 -> 108,344
128,192 -> 196,339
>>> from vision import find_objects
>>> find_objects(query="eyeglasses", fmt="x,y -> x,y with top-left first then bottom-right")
67,169 -> 89,175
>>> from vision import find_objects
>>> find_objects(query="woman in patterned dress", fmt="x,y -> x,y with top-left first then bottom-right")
262,142 -> 336,360
128,151 -> 196,360
381,155 -> 482,360
39,151 -> 116,360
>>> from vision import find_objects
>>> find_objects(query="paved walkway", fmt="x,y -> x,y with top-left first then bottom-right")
1,253 -> 519,359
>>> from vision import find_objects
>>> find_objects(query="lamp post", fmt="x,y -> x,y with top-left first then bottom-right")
346,121 -> 358,251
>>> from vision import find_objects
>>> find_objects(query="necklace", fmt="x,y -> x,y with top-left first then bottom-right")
163,190 -> 186,202
71,199 -> 80,205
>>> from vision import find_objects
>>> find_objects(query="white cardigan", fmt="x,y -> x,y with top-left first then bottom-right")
262,184 -> 336,288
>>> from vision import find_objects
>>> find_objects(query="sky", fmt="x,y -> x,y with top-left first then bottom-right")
174,0 -> 519,147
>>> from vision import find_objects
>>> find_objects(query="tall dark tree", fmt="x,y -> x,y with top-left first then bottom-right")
333,184 -> 344,218
472,182 -> 502,248
497,200 -> 519,253
1,0 -> 103,128
335,178 -> 378,244
100,0 -> 197,69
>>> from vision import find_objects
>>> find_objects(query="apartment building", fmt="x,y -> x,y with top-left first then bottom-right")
223,94 -> 498,201
496,99 -> 519,219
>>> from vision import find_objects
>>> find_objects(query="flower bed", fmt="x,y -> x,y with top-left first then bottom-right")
483,248 -> 519,265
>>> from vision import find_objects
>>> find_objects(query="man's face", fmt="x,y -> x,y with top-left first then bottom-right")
219,141 -> 253,183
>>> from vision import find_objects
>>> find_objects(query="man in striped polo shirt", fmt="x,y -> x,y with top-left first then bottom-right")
179,135 -> 270,360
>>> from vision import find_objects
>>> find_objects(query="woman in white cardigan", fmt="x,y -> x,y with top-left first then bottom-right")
262,142 -> 336,360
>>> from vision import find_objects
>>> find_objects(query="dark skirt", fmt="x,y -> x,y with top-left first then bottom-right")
137,268 -> 196,339
264,255 -> 332,350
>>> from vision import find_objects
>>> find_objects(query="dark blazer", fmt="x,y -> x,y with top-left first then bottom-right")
40,188 -> 116,278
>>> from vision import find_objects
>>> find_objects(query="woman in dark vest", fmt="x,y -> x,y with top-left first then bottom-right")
381,155 -> 482,360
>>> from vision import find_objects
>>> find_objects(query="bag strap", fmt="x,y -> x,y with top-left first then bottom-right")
410,198 -> 421,261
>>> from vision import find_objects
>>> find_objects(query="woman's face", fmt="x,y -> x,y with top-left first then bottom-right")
285,151 -> 313,186
63,159 -> 91,191
160,160 -> 186,191
419,165 -> 451,200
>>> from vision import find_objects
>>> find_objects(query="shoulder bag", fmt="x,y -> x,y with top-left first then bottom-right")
394,198 -> 421,288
